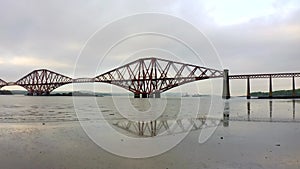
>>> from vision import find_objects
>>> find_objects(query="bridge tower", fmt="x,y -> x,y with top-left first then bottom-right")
222,69 -> 230,99
94,57 -> 223,98
15,69 -> 72,95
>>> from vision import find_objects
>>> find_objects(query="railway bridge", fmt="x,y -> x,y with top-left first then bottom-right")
0,57 -> 299,99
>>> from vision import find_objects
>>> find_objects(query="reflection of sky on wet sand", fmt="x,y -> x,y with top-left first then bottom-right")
111,99 -> 300,137
228,99 -> 299,122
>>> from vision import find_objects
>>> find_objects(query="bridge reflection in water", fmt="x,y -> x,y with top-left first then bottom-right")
232,99 -> 297,123
112,117 -> 220,137
111,99 -> 298,137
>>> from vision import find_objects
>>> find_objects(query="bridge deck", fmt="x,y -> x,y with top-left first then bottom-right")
229,72 -> 300,79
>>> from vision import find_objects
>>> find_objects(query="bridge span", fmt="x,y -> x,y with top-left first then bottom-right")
0,58 -> 299,99
223,72 -> 300,99
0,57 -> 223,97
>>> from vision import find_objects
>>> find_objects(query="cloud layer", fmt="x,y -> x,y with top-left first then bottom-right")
0,0 -> 299,94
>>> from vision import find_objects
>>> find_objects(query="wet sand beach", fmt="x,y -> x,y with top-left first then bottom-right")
1,96 -> 300,168
0,120 -> 299,169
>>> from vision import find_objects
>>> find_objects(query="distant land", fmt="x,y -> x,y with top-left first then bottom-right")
0,90 -> 13,95
0,90 -> 185,97
3,89 -> 298,97
251,88 -> 300,97
0,90 -> 110,96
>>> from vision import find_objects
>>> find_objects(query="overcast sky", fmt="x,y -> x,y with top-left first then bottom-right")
0,0 -> 300,95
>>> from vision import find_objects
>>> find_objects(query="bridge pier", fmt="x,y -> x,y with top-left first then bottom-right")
292,76 -> 296,97
134,93 -> 140,98
222,69 -> 230,99
142,93 -> 148,98
134,92 -> 160,98
246,76 -> 251,99
269,75 -> 273,98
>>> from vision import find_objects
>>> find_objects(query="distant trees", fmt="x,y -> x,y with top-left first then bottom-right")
251,89 -> 300,97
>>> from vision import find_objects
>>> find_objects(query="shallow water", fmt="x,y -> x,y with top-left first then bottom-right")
0,95 -> 299,123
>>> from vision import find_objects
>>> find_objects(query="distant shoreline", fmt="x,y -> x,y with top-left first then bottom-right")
256,96 -> 300,99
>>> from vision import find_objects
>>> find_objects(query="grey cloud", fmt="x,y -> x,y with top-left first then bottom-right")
207,8 -> 300,74
1,0 -> 199,80
0,0 -> 299,96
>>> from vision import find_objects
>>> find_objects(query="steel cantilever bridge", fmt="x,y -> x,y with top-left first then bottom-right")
0,57 -> 223,98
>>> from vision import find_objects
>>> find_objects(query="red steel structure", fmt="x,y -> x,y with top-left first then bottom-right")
1,58 -> 299,98
94,57 -> 223,98
0,79 -> 7,88
0,57 -> 223,96
15,69 -> 73,95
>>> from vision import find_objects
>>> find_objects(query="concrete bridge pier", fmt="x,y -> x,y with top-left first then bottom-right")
222,69 -> 230,99
134,93 -> 149,98
134,92 -> 160,98
142,93 -> 148,98
246,76 -> 251,99
134,93 -> 140,98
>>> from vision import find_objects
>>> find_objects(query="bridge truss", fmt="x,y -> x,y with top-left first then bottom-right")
95,57 -> 223,98
15,69 -> 73,95
0,79 -> 7,89
0,57 -> 223,96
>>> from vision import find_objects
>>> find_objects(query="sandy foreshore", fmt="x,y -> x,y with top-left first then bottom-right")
0,121 -> 299,169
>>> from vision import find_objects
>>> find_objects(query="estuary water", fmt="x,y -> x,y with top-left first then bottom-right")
0,95 -> 299,124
